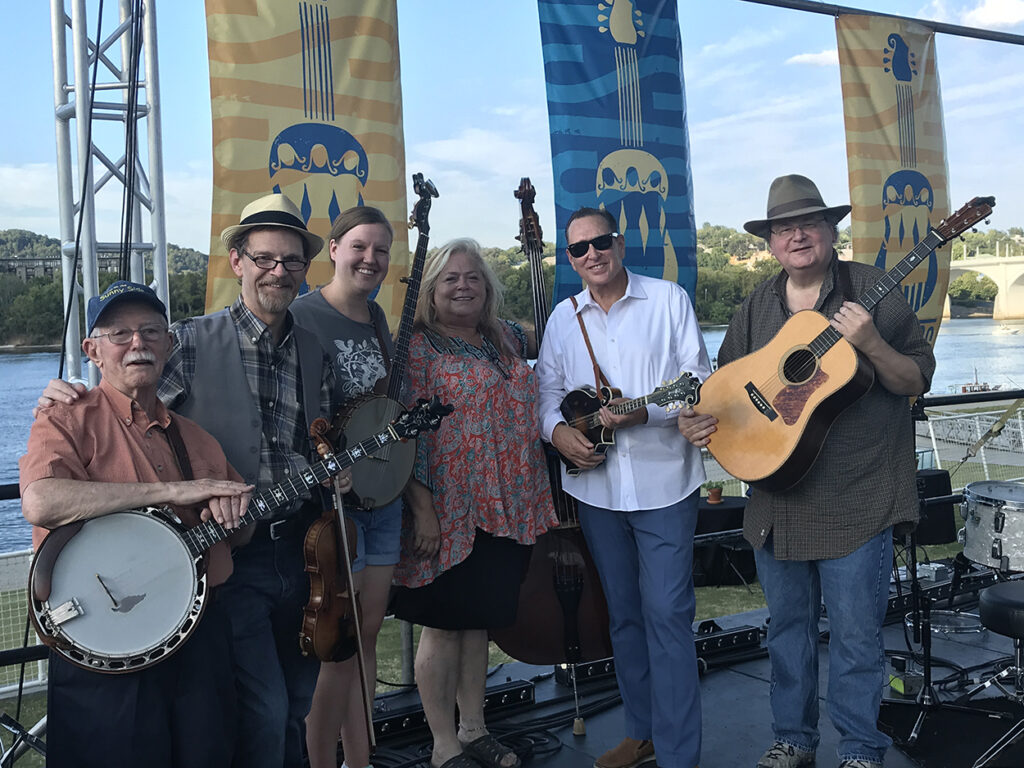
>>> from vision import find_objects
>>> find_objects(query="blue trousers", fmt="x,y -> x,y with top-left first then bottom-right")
220,528 -> 321,768
579,493 -> 701,768
754,528 -> 894,764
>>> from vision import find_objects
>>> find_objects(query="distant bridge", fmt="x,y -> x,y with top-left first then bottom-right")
946,254 -> 1024,320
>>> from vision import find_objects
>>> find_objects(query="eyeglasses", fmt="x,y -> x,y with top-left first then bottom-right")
93,326 -> 168,345
567,233 -> 617,259
241,248 -> 309,272
770,216 -> 826,238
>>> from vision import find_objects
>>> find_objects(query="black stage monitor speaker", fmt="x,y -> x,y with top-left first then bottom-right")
915,468 -> 957,545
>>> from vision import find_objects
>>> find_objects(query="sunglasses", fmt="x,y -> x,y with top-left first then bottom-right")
567,232 -> 617,259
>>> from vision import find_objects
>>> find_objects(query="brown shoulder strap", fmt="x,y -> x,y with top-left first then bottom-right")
569,295 -> 610,392
165,417 -> 195,481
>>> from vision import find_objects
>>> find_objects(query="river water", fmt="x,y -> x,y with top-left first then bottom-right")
1,317 -> 1022,553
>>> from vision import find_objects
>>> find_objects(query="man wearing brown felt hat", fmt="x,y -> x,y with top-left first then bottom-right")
679,174 -> 935,768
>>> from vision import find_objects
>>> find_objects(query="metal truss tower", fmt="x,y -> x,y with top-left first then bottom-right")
49,0 -> 167,383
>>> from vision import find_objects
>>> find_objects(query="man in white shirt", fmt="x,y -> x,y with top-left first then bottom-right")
535,207 -> 711,768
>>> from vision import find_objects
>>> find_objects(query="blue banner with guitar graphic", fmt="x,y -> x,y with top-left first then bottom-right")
537,0 -> 697,306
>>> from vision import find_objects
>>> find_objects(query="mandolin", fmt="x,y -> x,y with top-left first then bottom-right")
333,173 -> 439,508
696,195 -> 995,492
557,373 -> 701,476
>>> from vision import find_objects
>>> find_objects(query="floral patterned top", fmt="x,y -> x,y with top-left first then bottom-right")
393,320 -> 558,588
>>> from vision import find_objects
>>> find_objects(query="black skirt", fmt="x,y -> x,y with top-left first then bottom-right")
390,529 -> 530,630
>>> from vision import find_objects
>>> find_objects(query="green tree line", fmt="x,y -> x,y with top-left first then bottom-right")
0,224 -> 1017,346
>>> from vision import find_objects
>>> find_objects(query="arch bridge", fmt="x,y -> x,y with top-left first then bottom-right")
946,254 -> 1024,320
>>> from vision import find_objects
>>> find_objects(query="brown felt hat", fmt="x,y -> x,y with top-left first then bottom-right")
219,193 -> 324,256
743,174 -> 851,240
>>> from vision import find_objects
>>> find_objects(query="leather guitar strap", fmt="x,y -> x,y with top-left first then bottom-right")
569,295 -> 611,393
165,417 -> 194,481
837,259 -> 855,303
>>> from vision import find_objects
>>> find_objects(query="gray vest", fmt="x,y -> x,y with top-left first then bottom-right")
174,309 -> 325,486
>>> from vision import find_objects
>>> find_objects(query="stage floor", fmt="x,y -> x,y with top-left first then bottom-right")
368,590 -> 1024,768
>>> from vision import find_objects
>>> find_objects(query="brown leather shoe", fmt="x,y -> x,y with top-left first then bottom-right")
594,737 -> 656,768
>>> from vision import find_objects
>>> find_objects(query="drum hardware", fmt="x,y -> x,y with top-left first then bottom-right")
884,493 -> 1004,744
0,712 -> 46,766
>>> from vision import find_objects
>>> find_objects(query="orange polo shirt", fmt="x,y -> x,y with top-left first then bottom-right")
19,379 -> 241,586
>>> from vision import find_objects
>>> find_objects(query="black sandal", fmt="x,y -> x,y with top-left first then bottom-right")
460,734 -> 522,768
432,753 -> 480,768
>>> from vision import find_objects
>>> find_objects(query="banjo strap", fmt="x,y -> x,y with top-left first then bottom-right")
164,417 -> 195,482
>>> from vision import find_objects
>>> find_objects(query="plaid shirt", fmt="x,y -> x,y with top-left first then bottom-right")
718,254 -> 936,560
159,296 -> 336,494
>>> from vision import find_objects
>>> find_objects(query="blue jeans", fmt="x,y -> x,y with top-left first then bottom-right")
220,526 -> 321,768
579,493 -> 701,768
754,528 -> 893,764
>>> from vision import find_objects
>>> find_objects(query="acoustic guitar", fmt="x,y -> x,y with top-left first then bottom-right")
558,372 -> 702,476
695,196 -> 995,492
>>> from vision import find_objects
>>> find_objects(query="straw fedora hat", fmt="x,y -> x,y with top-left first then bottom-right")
220,193 -> 325,256
743,174 -> 851,240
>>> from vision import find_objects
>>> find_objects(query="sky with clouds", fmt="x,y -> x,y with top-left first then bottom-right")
1,0 -> 1022,251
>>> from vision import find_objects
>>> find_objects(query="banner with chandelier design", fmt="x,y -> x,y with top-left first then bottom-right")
203,0 -> 408,320
837,14 -> 950,346
537,0 -> 697,305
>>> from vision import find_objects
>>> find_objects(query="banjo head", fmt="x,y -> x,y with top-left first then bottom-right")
342,395 -> 417,508
30,508 -> 206,673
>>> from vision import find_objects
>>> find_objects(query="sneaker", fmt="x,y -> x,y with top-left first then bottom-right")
594,737 -> 656,768
837,761 -> 882,768
756,741 -> 815,768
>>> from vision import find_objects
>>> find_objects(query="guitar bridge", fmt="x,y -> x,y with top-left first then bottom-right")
45,598 -> 84,627
745,382 -> 778,421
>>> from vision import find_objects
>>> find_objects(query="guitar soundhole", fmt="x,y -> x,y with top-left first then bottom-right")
782,348 -> 817,385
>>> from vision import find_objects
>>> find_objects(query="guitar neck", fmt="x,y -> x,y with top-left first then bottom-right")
180,426 -> 401,556
387,229 -> 430,401
811,229 -> 946,356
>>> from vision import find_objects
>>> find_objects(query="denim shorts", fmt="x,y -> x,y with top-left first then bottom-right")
347,497 -> 402,571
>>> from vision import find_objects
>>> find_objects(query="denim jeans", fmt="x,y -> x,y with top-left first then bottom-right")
220,526 -> 321,768
754,527 -> 893,764
579,492 -> 701,768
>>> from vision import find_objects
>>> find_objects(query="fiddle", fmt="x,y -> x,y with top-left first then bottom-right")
300,417 -> 376,753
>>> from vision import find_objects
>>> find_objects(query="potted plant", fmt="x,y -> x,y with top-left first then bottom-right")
703,480 -> 724,504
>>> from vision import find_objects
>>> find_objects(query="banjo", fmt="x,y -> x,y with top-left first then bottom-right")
28,396 -> 451,674
339,173 -> 438,508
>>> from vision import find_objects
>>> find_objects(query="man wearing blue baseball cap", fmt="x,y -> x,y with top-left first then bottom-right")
22,280 -> 252,767
38,193 -> 349,768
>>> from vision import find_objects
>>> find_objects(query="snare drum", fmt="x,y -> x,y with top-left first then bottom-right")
960,481 -> 1024,571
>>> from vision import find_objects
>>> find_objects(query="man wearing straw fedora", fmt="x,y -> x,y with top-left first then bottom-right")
40,193 -> 344,768
678,175 -> 934,768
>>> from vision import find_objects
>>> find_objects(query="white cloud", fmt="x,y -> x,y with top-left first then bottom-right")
786,50 -> 839,67
698,27 -> 786,58
0,163 -> 61,237
962,0 -> 1024,28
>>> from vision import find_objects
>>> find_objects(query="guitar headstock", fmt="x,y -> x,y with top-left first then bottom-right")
653,372 -> 702,411
934,196 -> 996,244
391,396 -> 453,441
514,177 -> 543,253
408,173 -> 439,235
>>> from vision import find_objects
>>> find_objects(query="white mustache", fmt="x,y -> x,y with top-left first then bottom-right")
124,351 -> 157,365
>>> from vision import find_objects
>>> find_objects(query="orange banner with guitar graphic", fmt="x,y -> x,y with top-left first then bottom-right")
203,0 -> 408,321
837,14 -> 950,347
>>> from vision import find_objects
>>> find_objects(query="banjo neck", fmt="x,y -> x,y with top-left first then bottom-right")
179,425 -> 405,558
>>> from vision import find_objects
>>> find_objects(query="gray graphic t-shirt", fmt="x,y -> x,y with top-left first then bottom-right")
291,289 -> 394,405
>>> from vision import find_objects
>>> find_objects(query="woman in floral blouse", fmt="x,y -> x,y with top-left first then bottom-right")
391,238 -> 558,768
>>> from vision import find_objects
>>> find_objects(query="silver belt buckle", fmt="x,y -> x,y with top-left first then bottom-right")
268,519 -> 288,541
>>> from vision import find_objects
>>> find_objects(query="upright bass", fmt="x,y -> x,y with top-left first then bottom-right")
490,179 -> 613,668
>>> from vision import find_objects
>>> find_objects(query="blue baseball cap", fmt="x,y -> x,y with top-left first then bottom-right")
86,281 -> 168,335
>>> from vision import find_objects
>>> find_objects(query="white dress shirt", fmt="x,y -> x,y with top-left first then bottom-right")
535,271 -> 712,511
